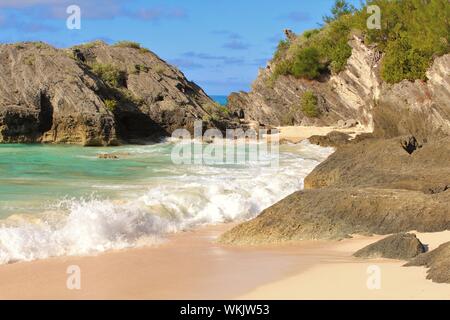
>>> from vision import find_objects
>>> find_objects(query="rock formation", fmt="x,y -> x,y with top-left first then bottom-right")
227,36 -> 382,128
220,135 -> 450,244
221,37 -> 450,246
353,233 -> 426,260
227,35 -> 450,136
308,131 -> 352,148
405,242 -> 450,283
0,41 -> 220,145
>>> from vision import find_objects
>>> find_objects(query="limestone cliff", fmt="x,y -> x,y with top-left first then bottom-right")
228,36 -> 381,129
228,35 -> 450,138
0,41 -> 217,146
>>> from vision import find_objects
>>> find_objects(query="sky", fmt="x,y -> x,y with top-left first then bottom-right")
0,0 -> 361,95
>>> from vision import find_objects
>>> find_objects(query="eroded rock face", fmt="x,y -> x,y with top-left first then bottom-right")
374,54 -> 450,140
405,242 -> 450,283
0,41 -> 217,145
304,136 -> 450,192
227,37 -> 382,129
354,233 -> 426,260
220,136 -> 450,244
227,35 -> 450,138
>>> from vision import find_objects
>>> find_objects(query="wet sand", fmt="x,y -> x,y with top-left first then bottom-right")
1,224 -> 449,300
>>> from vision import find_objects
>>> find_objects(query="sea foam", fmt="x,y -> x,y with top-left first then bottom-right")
0,141 -> 333,264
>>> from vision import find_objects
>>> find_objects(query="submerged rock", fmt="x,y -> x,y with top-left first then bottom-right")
354,233 -> 426,260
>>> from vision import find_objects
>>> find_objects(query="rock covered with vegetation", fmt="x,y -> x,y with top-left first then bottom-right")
227,0 -> 450,130
0,40 -> 224,145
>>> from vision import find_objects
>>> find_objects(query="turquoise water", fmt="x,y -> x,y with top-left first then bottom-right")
0,144 -> 177,217
211,95 -> 228,106
0,140 -> 334,263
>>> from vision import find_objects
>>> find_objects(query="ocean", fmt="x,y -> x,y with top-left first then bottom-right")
0,138 -> 333,264
211,95 -> 228,106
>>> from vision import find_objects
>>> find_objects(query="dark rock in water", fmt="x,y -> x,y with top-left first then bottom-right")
354,233 -> 426,260
309,131 -> 351,148
405,242 -> 450,284
227,37 -> 381,128
97,154 -> 119,159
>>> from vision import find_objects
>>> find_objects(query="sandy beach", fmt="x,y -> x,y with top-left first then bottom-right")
276,125 -> 370,144
1,223 -> 450,300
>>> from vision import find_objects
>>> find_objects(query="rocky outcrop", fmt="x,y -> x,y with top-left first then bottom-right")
374,54 -> 450,140
220,136 -> 450,244
308,131 -> 352,148
227,36 -> 381,129
354,233 -> 426,260
304,136 -> 450,192
0,41 -> 218,145
228,34 -> 450,138
220,187 -> 450,244
405,241 -> 450,283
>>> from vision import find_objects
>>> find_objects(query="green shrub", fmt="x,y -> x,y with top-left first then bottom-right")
104,99 -> 117,112
269,0 -> 449,85
273,39 -> 291,62
303,29 -> 320,39
114,41 -> 141,49
323,0 -> 356,24
301,91 -> 320,118
381,36 -> 430,83
291,47 -> 322,79
34,42 -> 47,49
23,55 -> 35,66
91,63 -> 126,87
204,102 -> 230,120
114,41 -> 151,54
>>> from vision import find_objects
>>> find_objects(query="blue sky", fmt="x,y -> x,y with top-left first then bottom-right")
0,0 -> 361,95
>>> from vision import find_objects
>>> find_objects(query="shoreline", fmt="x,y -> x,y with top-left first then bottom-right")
276,125 -> 370,144
1,222 -> 450,299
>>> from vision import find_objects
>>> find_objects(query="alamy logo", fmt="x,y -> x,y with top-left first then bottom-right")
66,5 -> 81,30
366,265 -> 381,290
367,5 -> 381,30
66,265 -> 81,290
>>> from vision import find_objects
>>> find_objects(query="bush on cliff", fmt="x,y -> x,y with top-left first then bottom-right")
271,0 -> 450,84
91,63 -> 127,88
301,91 -> 320,118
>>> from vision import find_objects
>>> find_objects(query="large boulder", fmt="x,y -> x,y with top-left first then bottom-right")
308,131 -> 352,148
219,187 -> 450,244
304,136 -> 450,193
353,233 -> 426,260
220,136 -> 450,245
